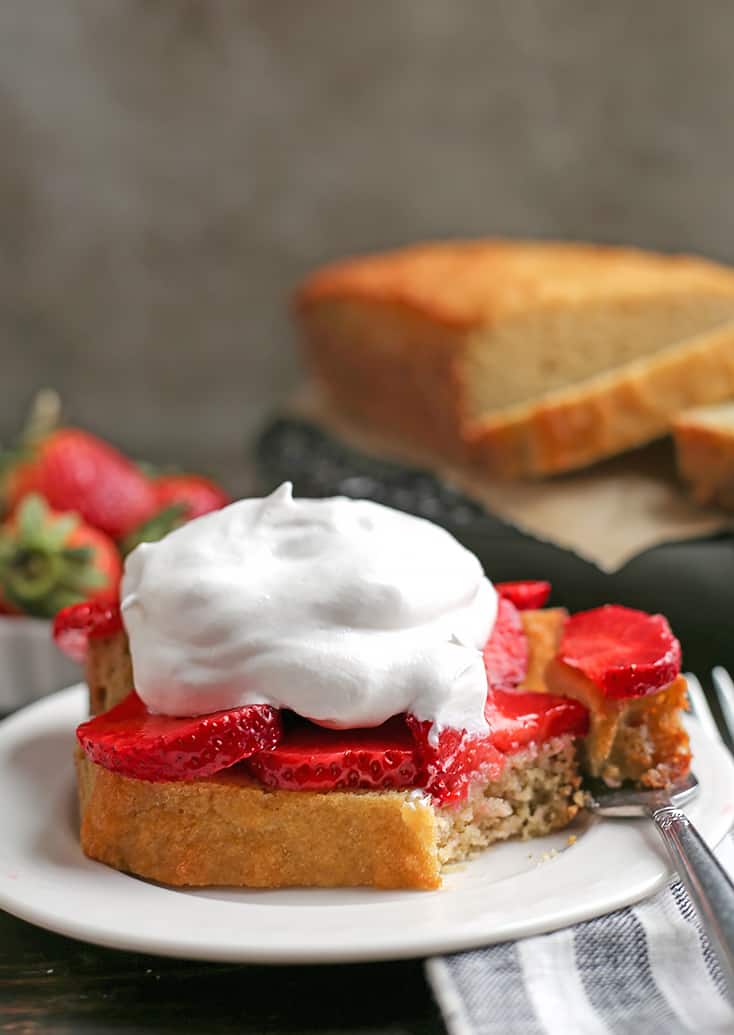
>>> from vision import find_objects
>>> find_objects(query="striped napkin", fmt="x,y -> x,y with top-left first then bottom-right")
426,837 -> 734,1035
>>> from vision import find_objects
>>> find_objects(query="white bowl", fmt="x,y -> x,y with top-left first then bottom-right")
0,616 -> 81,712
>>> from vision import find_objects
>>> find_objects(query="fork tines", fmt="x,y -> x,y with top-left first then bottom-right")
685,672 -> 724,745
712,668 -> 734,748
687,669 -> 734,747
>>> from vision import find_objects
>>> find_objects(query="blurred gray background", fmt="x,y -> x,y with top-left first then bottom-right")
2,0 -> 733,489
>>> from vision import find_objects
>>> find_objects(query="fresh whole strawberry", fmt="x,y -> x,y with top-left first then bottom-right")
0,495 -> 122,619
77,690 -> 282,782
53,597 -> 123,662
153,474 -> 229,519
4,428 -> 157,541
558,604 -> 682,699
121,473 -> 229,553
483,596 -> 529,691
246,715 -> 418,791
496,580 -> 551,611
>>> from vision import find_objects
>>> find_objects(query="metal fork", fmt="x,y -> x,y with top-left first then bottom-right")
686,669 -> 734,750
587,674 -> 734,997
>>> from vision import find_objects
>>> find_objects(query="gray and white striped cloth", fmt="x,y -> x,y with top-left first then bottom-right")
426,836 -> 734,1035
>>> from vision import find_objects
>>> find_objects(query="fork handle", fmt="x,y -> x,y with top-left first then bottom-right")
650,804 -> 734,995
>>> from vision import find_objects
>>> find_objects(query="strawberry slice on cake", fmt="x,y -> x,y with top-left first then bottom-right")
77,690 -> 282,782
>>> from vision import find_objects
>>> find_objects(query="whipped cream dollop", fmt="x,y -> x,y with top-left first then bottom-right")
121,483 -> 497,735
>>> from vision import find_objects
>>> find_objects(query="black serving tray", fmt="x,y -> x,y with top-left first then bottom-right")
255,418 -> 734,680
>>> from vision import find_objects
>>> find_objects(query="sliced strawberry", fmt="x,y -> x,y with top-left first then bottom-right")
76,690 -> 282,781
497,580 -> 551,611
483,596 -> 529,691
485,688 -> 588,753
53,598 -> 122,662
558,604 -> 682,699
406,716 -> 505,807
246,715 -> 418,791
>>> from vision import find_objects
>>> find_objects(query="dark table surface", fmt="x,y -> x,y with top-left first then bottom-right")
0,907 -> 444,1034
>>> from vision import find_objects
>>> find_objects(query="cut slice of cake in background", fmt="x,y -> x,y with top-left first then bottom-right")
673,401 -> 734,509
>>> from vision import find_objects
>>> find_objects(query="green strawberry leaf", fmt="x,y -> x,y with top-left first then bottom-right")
17,494 -> 47,544
120,503 -> 188,556
0,498 -> 108,618
62,546 -> 95,564
43,513 -> 79,550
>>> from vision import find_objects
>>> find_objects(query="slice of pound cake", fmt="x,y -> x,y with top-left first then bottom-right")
55,487 -> 691,890
673,401 -> 734,509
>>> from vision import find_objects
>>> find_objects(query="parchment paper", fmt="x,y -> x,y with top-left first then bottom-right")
290,389 -> 731,573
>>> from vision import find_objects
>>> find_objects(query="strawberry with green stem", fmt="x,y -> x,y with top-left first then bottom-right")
122,474 -> 230,553
3,423 -> 158,542
4,391 -> 229,549
0,495 -> 122,618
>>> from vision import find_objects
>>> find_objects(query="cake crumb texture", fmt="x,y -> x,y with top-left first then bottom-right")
435,736 -> 581,866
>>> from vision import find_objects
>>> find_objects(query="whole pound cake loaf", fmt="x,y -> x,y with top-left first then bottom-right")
295,240 -> 734,477
56,486 -> 690,890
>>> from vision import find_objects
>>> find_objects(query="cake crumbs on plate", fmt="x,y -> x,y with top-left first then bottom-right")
539,848 -> 559,864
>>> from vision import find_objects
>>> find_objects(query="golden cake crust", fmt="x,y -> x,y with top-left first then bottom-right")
87,633 -> 133,714
296,240 -> 734,330
520,607 -> 567,691
76,751 -> 440,889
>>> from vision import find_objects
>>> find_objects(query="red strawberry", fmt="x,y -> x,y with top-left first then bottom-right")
485,688 -> 588,753
4,428 -> 157,541
406,717 -> 505,807
558,604 -> 682,699
497,580 -> 551,611
77,690 -> 282,782
120,474 -> 229,553
483,596 -> 529,691
396,598 -> 530,805
153,474 -> 229,520
246,715 -> 418,791
0,495 -> 122,619
53,597 -> 123,662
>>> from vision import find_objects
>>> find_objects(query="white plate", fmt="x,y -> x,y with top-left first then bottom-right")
1,685 -> 733,964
